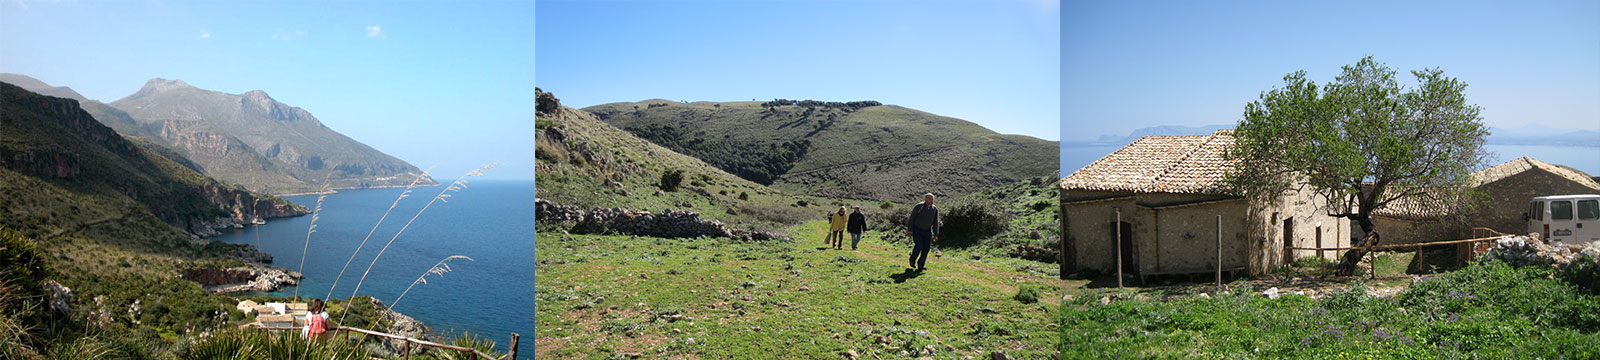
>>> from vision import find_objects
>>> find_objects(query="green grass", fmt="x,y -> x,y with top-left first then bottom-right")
1058,259 -> 1600,359
534,220 -> 1063,359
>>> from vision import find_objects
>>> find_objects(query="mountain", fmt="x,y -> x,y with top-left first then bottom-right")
1487,124 -> 1600,147
582,98 -> 1059,202
1089,124 -> 1231,144
1,73 -> 435,194
0,82 -> 307,252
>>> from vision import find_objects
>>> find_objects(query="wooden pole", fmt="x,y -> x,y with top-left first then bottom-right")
1060,188 -> 1071,280
403,340 -> 412,360
1215,215 -> 1222,294
1115,208 -> 1122,288
508,333 -> 520,360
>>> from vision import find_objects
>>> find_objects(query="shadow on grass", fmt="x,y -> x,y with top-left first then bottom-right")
890,269 -> 924,283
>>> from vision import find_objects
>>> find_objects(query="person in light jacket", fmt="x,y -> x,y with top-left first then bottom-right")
828,206 -> 848,249
904,193 -> 939,271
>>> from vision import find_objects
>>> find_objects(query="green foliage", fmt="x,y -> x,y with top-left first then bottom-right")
1013,285 -> 1040,304
1227,56 -> 1490,275
879,201 -> 895,210
659,169 -> 684,192
1061,259 -> 1600,358
738,192 -> 748,200
174,329 -> 369,360
625,123 -> 812,185
1559,256 -> 1600,295
939,198 -> 1010,247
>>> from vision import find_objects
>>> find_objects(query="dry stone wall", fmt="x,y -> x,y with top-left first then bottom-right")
535,198 -> 787,241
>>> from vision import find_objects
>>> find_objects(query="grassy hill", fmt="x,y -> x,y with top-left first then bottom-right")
583,98 -> 1058,202
537,89 -> 834,231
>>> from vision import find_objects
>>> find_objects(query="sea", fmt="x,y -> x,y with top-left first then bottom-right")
213,180 -> 534,353
1062,143 -> 1600,176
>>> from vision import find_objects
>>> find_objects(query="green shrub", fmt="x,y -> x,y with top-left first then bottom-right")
1013,285 -> 1040,304
738,192 -> 749,200
939,198 -> 1009,247
879,201 -> 895,210
658,169 -> 684,192
1559,256 -> 1600,295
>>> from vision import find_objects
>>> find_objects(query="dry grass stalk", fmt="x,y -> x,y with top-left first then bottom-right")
389,255 -> 474,311
294,182 -> 331,298
340,164 -> 496,323
325,168 -> 435,300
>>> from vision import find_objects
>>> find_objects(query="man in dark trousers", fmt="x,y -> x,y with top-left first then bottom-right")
904,193 -> 939,271
847,206 -> 867,250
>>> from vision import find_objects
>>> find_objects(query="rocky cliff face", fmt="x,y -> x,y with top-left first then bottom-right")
180,265 -> 301,293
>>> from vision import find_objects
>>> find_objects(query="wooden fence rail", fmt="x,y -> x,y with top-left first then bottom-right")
255,325 -> 518,360
1287,228 -> 1513,277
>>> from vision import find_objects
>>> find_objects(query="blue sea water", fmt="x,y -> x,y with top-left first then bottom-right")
213,180 -> 534,353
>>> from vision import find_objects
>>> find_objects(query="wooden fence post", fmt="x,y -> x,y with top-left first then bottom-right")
508,333 -> 519,360
403,340 -> 412,360
1115,208 -> 1122,288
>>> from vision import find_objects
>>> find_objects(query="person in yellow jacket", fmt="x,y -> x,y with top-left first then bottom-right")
828,206 -> 849,249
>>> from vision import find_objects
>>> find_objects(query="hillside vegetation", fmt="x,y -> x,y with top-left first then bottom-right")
584,98 -> 1058,202
537,89 -> 836,231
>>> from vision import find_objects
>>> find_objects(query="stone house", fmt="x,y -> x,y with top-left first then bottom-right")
1373,157 -> 1600,245
1059,129 -> 1352,278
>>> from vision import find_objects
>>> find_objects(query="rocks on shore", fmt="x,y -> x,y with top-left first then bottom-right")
536,198 -> 788,241
181,265 -> 301,293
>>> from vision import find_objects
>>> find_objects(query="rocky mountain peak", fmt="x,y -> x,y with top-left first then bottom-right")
143,78 -> 193,92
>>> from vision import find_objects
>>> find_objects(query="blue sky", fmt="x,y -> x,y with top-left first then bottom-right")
1061,0 -> 1600,173
535,0 -> 1062,141
0,1 -> 535,180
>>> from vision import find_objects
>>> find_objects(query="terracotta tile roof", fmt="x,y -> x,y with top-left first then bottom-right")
1060,129 -> 1238,195
1375,157 -> 1600,219
1475,157 -> 1600,190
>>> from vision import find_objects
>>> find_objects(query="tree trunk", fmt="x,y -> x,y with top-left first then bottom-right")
1335,215 -> 1378,276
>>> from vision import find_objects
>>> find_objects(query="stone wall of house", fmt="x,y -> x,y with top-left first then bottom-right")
1148,199 -> 1251,275
1372,216 -> 1462,246
1061,186 -> 1351,277
1061,194 -> 1148,275
1474,169 -> 1600,235
1257,186 -> 1352,271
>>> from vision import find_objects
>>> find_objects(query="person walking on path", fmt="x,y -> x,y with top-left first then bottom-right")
904,193 -> 940,271
847,206 -> 867,250
828,206 -> 849,249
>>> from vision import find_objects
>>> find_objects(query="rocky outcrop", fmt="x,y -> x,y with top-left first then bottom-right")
44,280 -> 72,317
536,198 -> 788,241
1481,234 -> 1599,267
181,265 -> 301,293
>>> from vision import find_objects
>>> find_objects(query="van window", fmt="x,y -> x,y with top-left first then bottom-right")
1580,200 -> 1600,221
1531,201 -> 1544,220
1551,201 -> 1573,221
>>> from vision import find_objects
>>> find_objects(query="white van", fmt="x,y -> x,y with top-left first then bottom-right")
1526,194 -> 1600,247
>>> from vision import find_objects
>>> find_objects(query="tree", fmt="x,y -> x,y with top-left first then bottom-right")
1227,56 -> 1490,276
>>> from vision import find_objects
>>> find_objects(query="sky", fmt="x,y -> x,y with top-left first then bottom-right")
535,0 -> 1062,142
1062,0 -> 1600,142
0,1 -> 536,180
